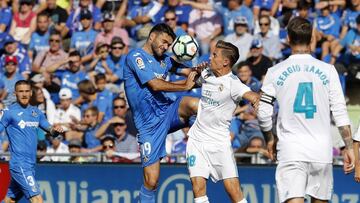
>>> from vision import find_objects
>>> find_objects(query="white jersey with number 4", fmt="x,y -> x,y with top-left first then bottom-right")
259,54 -> 350,163
188,69 -> 251,144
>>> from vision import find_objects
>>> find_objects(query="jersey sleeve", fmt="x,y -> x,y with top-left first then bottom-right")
230,76 -> 251,103
38,109 -> 51,131
328,65 -> 350,127
126,53 -> 155,85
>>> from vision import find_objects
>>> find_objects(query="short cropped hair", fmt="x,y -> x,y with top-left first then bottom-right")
287,17 -> 312,46
148,23 -> 176,41
15,80 -> 31,90
216,40 -> 240,67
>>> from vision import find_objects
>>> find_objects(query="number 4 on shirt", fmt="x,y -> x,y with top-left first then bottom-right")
293,82 -> 317,119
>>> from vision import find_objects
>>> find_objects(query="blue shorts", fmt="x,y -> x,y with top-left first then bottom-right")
139,97 -> 185,167
7,167 -> 41,200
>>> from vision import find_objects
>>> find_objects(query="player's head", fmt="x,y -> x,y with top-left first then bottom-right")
147,23 -> 176,57
15,80 -> 32,106
210,40 -> 239,71
287,17 -> 312,46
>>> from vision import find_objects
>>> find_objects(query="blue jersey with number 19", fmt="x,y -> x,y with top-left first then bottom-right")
0,103 -> 51,169
124,48 -> 175,137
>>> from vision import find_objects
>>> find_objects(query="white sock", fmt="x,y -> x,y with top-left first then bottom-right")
237,198 -> 248,203
194,196 -> 209,203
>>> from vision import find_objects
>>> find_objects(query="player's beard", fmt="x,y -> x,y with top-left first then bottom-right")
151,41 -> 165,58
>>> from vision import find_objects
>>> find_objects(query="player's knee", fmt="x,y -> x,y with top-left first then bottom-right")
192,184 -> 206,197
189,98 -> 199,115
144,176 -> 159,190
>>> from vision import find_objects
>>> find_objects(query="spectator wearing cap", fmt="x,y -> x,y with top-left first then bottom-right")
9,0 -> 36,45
0,0 -> 12,41
164,9 -> 187,38
53,88 -> 82,131
314,2 -> 341,61
32,30 -> 68,74
183,0 -> 254,35
245,39 -> 273,81
0,35 -> 31,79
63,0 -> 102,36
106,37 -> 127,84
187,0 -> 222,55
50,51 -> 86,101
68,139 -> 88,162
44,134 -> 69,162
76,79 -> 112,123
44,0 -> 68,34
69,9 -> 98,64
254,15 -> 283,61
224,16 -> 253,64
94,11 -> 129,51
0,56 -> 25,107
29,12 -> 51,60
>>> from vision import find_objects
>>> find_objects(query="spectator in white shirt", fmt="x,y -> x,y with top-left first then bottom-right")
44,135 -> 69,162
53,88 -> 82,131
224,16 -> 253,64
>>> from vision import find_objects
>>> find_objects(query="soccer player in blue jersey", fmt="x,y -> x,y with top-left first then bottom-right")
2,80 -> 64,203
124,23 -> 201,203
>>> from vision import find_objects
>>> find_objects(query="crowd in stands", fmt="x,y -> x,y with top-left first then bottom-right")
0,0 -> 359,163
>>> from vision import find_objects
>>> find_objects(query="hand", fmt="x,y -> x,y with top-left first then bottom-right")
343,149 -> 355,174
109,116 -> 124,124
326,35 -> 335,41
193,62 -> 208,74
355,162 -> 360,183
105,149 -> 115,158
185,71 -> 197,90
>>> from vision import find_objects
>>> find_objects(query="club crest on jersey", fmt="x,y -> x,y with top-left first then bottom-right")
160,60 -> 166,68
136,57 -> 145,69
32,110 -> 38,117
219,84 -> 224,91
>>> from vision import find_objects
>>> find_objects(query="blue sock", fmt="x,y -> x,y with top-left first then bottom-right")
140,184 -> 155,203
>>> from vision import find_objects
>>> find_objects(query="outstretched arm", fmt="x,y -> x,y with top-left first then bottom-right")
147,71 -> 197,91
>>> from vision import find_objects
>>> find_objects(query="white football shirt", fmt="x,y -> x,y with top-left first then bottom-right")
188,69 -> 251,144
353,122 -> 360,142
259,54 -> 350,163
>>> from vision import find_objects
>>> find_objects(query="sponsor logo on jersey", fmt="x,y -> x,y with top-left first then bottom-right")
136,57 -> 145,69
18,120 -> 39,129
17,112 -> 23,116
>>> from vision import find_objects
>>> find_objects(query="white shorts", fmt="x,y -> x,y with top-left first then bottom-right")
186,138 -> 238,183
276,161 -> 333,203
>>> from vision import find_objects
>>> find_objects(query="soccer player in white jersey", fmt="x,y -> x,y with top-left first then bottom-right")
258,17 -> 355,203
354,123 -> 360,183
186,40 -> 259,203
